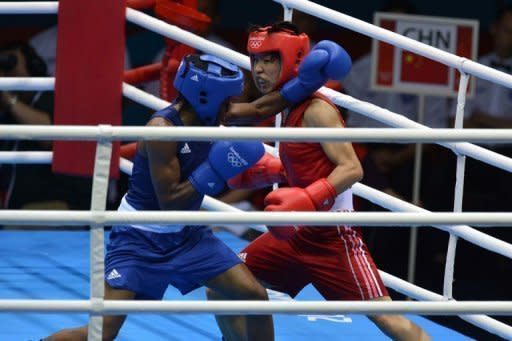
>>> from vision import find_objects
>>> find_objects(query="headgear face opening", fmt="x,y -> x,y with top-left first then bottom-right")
173,54 -> 244,126
247,26 -> 310,89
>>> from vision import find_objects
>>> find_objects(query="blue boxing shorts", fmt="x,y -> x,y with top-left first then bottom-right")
105,225 -> 242,299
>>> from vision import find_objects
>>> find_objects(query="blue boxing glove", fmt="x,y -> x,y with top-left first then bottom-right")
280,40 -> 352,105
189,141 -> 265,196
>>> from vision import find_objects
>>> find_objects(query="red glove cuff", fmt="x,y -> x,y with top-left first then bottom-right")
305,178 -> 337,211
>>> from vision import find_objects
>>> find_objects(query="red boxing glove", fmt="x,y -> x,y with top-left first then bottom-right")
264,178 -> 337,240
228,153 -> 286,189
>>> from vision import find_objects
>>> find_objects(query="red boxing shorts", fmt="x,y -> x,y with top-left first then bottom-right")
241,226 -> 388,300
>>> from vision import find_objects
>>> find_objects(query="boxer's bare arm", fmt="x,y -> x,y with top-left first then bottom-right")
222,91 -> 288,125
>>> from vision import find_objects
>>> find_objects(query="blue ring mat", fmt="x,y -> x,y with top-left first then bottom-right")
0,230 -> 473,340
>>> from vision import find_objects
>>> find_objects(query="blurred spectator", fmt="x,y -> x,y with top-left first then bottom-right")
0,42 -> 92,212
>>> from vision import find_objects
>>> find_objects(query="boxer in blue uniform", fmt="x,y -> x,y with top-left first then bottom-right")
44,54 -> 273,341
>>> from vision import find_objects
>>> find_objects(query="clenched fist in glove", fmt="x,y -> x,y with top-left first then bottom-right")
264,178 -> 337,240
280,40 -> 351,105
189,141 -> 265,196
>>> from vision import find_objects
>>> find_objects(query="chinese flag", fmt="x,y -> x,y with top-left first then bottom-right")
400,52 -> 449,85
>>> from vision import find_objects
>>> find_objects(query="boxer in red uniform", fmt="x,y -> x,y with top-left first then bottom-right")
210,21 -> 430,341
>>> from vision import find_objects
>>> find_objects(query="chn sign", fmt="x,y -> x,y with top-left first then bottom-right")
371,13 -> 479,97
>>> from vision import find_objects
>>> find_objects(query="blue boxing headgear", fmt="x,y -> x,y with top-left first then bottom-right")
173,54 -> 244,125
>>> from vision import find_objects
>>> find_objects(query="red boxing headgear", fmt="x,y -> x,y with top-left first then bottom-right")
247,26 -> 310,89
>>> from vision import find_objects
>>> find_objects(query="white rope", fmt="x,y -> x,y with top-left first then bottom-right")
0,151 -> 51,163
0,1 -> 57,14
0,210 -> 512,227
0,299 -> 511,315
0,77 -> 54,90
0,77 -> 170,111
119,157 -> 134,175
1,124 -> 512,143
122,82 -> 168,111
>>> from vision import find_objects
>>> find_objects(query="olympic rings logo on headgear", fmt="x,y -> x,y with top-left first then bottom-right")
248,39 -> 263,49
247,27 -> 310,89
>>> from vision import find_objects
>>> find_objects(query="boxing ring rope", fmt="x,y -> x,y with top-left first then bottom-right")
1,1 -> 512,340
1,299 -> 512,315
5,207 -> 512,227
4,124 -> 512,143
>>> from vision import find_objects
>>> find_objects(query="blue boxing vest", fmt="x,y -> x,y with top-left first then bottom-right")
122,102 -> 212,232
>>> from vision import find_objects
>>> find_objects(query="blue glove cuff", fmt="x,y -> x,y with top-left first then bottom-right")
280,78 -> 314,105
188,162 -> 225,196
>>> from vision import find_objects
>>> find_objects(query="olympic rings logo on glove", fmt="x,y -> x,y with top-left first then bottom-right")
227,151 -> 244,167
